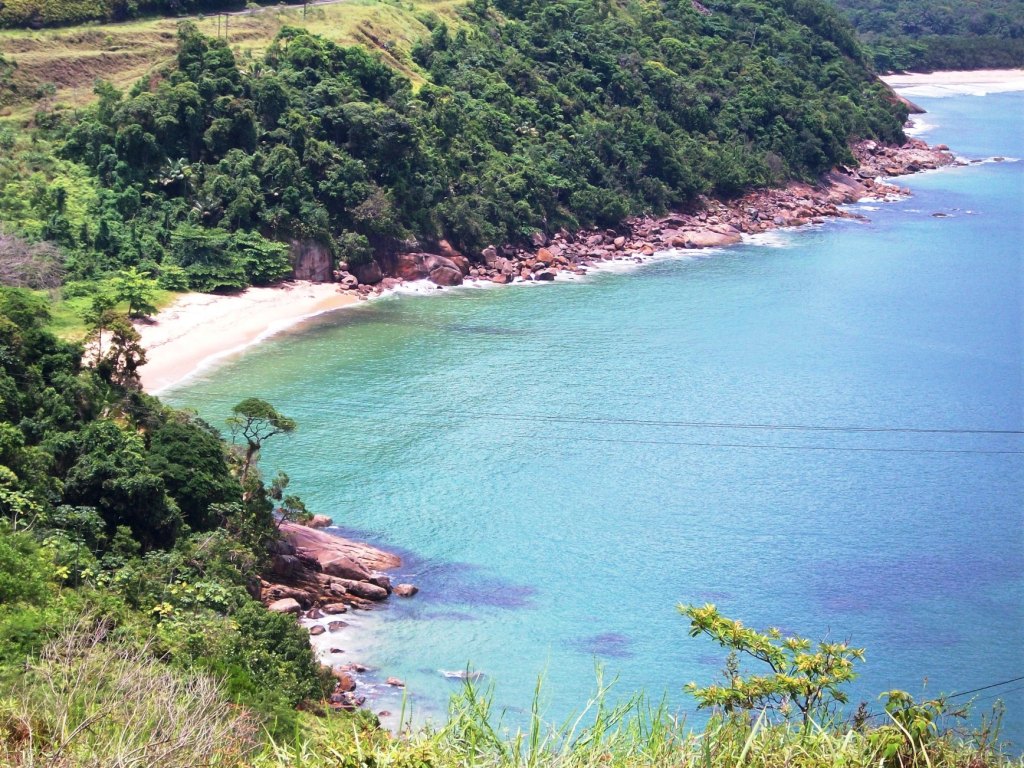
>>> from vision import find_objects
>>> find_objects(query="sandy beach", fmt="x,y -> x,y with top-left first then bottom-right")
882,68 -> 1024,97
135,69 -> 1021,396
136,282 -> 359,393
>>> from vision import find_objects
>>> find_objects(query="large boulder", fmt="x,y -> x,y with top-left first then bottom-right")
447,254 -> 472,275
308,514 -> 333,528
279,522 -> 401,572
322,556 -> 373,582
683,231 -> 743,248
429,266 -> 463,286
352,260 -> 383,285
330,578 -> 389,602
268,598 -> 302,614
394,253 -> 429,281
290,240 -> 333,282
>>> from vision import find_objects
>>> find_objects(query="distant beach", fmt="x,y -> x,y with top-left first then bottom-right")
881,68 -> 1024,97
136,282 -> 359,393
137,70 -> 1023,396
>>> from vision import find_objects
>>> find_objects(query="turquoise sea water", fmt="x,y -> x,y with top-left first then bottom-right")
169,90 -> 1024,743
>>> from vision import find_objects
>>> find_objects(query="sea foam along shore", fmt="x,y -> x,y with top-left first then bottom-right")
881,68 -> 1024,98
135,71 -> 1024,395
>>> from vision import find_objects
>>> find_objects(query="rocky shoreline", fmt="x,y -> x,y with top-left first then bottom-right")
331,137 -> 957,296
260,519 -> 417,712
259,133 -> 959,717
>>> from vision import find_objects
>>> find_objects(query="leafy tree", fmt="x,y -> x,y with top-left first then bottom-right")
681,603 -> 865,724
147,412 -> 242,531
226,398 -> 296,485
109,267 -> 159,318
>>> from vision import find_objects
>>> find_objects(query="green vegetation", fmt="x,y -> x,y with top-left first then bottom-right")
0,0 -> 907,300
830,0 -> 1024,71
1,0 -> 261,29
0,286 -> 331,739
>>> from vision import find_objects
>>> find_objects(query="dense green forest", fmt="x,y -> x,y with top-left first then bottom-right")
830,0 -> 1024,71
0,287 -> 333,734
0,0 -> 906,296
0,0 -> 263,28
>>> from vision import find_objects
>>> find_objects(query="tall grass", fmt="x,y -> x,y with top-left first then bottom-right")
3,625 -> 1021,767
0,619 -> 258,767
258,673 -> 1024,768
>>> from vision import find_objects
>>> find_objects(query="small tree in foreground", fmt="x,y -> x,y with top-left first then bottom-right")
226,398 -> 296,486
681,603 -> 865,724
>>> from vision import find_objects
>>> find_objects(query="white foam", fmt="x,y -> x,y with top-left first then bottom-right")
742,230 -> 799,248
883,70 -> 1024,99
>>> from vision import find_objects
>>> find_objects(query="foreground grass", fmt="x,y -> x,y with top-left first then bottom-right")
0,0 -> 464,119
3,625 -> 1021,768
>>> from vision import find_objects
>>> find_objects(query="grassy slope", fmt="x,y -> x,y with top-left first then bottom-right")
43,287 -> 180,339
0,0 -> 463,120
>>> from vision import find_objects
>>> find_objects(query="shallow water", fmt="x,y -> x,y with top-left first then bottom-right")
169,90 -> 1024,743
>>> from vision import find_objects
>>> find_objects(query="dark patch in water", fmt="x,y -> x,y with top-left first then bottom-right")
319,530 -> 536,610
571,632 -> 635,659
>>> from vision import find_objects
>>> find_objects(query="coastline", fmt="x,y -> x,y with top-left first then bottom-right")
143,72 -> 1015,717
135,282 -> 359,393
136,70 -> 1024,394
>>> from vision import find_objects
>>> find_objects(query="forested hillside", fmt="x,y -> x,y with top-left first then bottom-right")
0,0 -> 262,28
830,0 -> 1024,71
0,0 -> 906,297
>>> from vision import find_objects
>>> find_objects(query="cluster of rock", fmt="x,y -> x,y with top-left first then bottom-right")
325,137 -> 955,298
259,521 -> 418,711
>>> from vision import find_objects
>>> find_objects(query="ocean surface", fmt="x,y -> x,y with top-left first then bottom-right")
168,88 -> 1024,744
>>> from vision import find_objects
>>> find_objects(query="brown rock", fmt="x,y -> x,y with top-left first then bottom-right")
482,245 -> 499,265
331,578 -> 389,602
328,620 -> 349,632
438,239 -> 462,259
684,231 -> 743,248
308,514 -> 333,528
386,677 -> 405,688
334,671 -> 357,691
491,273 -> 512,284
394,583 -> 419,597
429,266 -> 464,286
322,556 -> 372,582
448,254 -> 472,275
267,598 -> 302,614
394,253 -> 429,281
352,261 -> 382,285
323,602 -> 348,614
613,236 -> 626,250
279,522 -> 401,572
309,624 -> 326,636
535,270 -> 556,281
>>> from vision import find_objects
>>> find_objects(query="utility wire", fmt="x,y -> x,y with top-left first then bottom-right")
169,391 -> 1024,438
947,675 -> 1024,700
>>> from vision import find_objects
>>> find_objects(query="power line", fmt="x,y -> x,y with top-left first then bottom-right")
947,675 -> 1024,700
517,433 -> 1024,456
167,391 -> 1024,439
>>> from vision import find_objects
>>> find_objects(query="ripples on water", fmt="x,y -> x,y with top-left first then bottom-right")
170,91 -> 1024,742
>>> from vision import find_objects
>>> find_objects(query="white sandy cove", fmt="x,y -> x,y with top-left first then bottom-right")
882,68 -> 1024,97
136,282 -> 359,393
136,70 -> 1024,395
